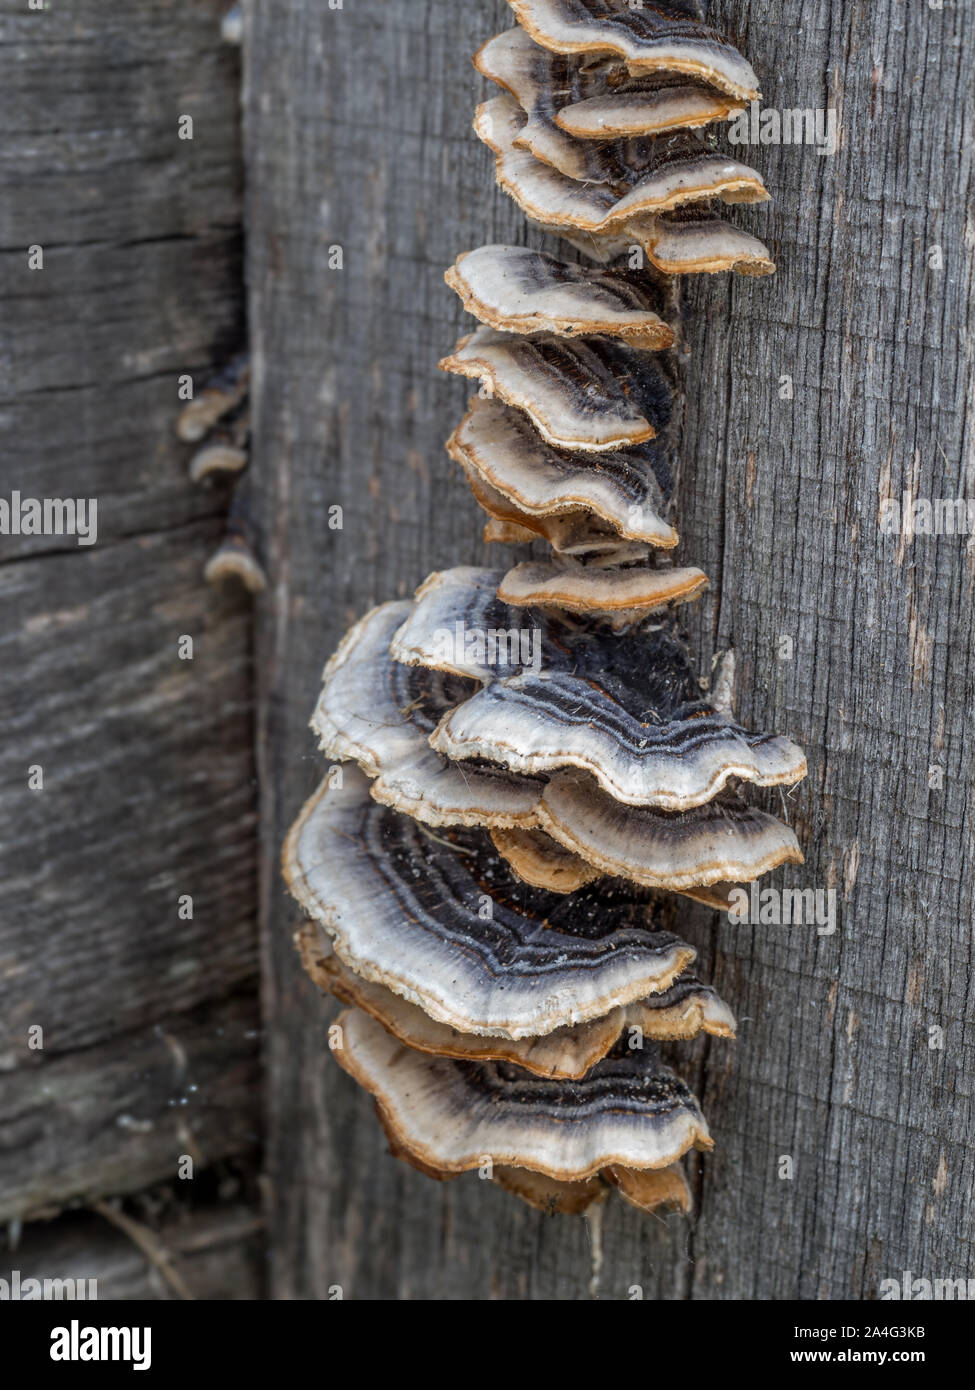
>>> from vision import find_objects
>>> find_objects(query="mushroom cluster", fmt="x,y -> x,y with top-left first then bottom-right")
175,352 -> 266,592
285,1 -> 803,1217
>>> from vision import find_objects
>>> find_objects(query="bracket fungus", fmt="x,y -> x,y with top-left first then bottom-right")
475,93 -> 768,235
447,395 -> 678,548
331,1007 -> 713,1184
556,85 -> 745,140
506,1 -> 761,102
284,768 -> 702,1039
445,245 -> 675,349
440,325 -> 676,453
175,352 -> 249,444
307,594 -> 801,895
492,1162 -> 692,1217
389,568 -> 806,810
298,925 -> 734,1081
477,24 -> 745,150
494,556 -> 708,617
176,352 -> 267,592
285,1 -> 805,1220
637,207 -> 776,276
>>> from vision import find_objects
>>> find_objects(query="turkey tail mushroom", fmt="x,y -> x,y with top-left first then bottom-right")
305,586 -> 802,893
330,1007 -> 713,1183
297,924 -> 735,1080
283,2 -> 805,1219
175,352 -> 265,592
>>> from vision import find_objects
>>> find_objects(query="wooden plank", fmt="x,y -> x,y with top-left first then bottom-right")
0,0 -> 260,1249
677,0 -> 975,1300
0,992 -> 260,1223
247,0 -> 974,1298
0,0 -> 245,553
0,524 -> 258,1060
6,1199 -> 264,1301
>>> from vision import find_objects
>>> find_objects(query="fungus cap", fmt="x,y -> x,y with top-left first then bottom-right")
640,209 -> 776,275
298,923 -> 734,1079
556,85 -> 744,139
332,1005 -> 713,1181
175,353 -> 249,442
533,774 -> 803,888
447,395 -> 677,548
283,768 -> 698,1039
441,325 -> 675,453
506,0 -> 761,101
460,461 -> 653,559
496,558 -> 709,617
446,245 -> 674,349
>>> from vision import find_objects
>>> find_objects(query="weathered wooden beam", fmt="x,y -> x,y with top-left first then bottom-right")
0,0 -> 260,1258
246,0 -> 974,1299
0,0 -> 245,552
677,0 -> 975,1300
5,1199 -> 264,1301
0,992 -> 260,1224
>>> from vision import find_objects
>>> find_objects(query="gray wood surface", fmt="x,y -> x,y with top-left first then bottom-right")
8,1198 -> 264,1301
245,0 -> 974,1299
0,0 -> 261,1263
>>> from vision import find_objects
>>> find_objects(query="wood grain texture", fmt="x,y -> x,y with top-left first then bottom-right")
244,0 -> 973,1298
6,1199 -> 264,1301
0,0 -> 260,1252
0,0 -> 245,554
677,0 -> 975,1301
0,992 -> 260,1223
